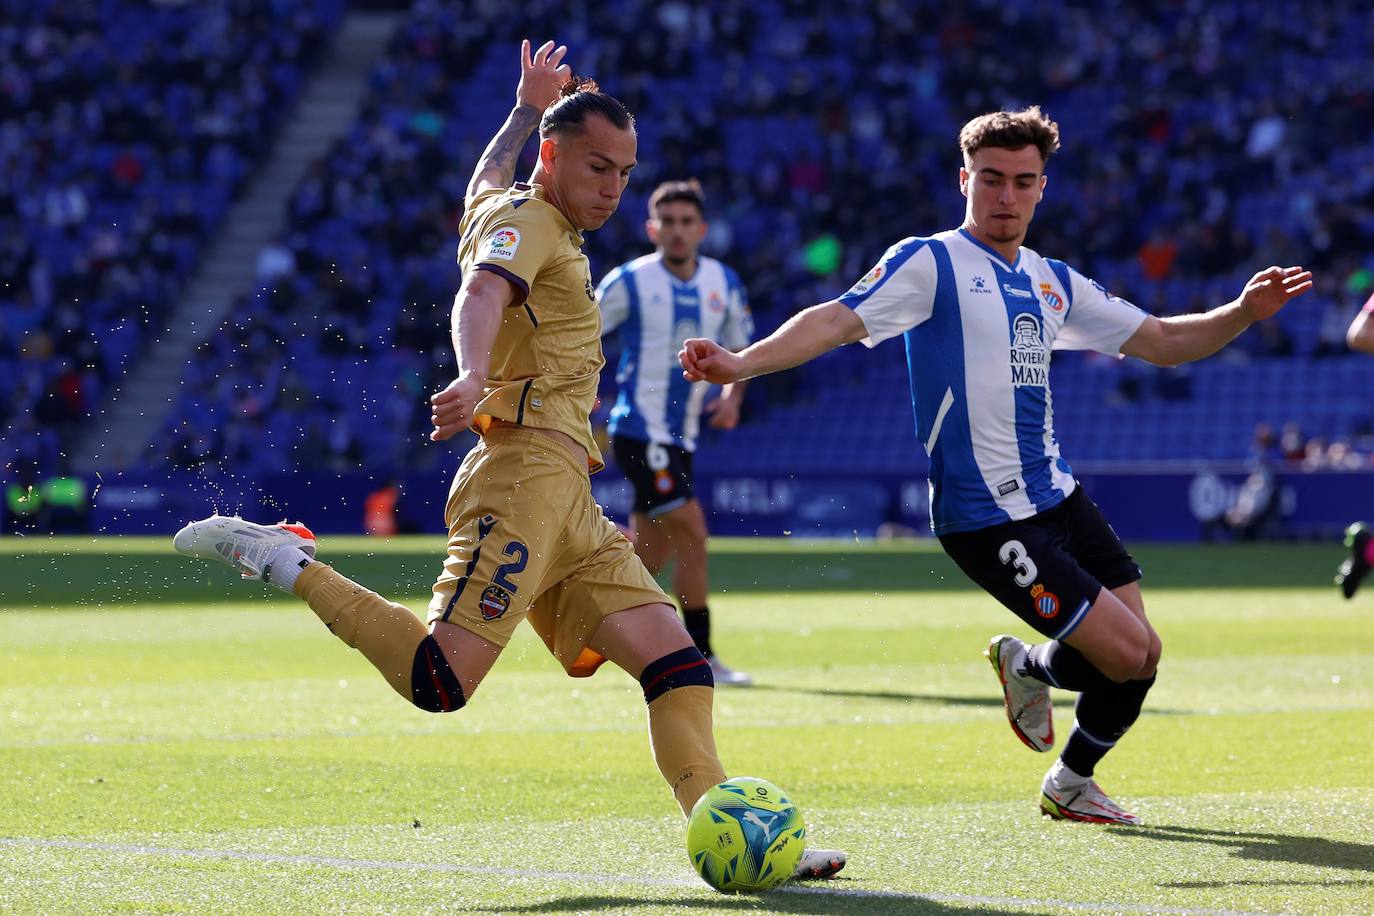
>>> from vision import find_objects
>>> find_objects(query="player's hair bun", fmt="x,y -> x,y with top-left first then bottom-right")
560,76 -> 599,97
541,78 -> 634,136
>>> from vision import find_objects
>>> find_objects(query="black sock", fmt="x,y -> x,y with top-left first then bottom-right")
1060,674 -> 1156,777
1020,641 -> 1116,691
682,605 -> 712,658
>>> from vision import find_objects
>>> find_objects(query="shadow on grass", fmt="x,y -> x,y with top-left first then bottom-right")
463,887 -> 1023,914
746,683 -> 1191,717
1163,878 -> 1374,889
748,684 -> 1002,709
1113,823 -> 1374,875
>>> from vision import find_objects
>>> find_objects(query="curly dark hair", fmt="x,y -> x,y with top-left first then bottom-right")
959,106 -> 1061,164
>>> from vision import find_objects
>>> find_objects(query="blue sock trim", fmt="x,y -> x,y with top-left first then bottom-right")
1071,719 -> 1117,748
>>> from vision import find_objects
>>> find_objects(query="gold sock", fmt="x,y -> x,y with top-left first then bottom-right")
293,561 -> 430,705
646,685 -> 726,816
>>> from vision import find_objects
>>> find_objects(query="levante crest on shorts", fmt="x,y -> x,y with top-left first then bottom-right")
479,584 -> 511,620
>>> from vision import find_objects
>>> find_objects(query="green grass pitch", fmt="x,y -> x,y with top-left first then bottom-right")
1,535 -> 1371,914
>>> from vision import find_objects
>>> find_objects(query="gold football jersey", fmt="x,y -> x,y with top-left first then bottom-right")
457,183 -> 605,471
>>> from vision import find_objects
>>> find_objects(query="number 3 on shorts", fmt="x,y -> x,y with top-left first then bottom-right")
998,539 -> 1038,587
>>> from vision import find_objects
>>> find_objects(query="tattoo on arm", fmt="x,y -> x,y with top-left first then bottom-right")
466,104 -> 543,201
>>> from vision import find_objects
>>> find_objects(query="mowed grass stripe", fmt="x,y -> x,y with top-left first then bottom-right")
0,536 -> 1352,608
1,539 -> 1371,913
0,836 -> 1281,916
5,788 -> 1369,915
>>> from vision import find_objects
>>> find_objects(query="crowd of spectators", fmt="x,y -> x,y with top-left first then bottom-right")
1249,421 -> 1374,472
12,0 -> 1374,478
0,0 -> 342,480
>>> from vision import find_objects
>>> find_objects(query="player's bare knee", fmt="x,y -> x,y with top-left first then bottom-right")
1142,633 -> 1162,676
1097,638 -> 1150,683
665,519 -> 704,552
680,535 -> 707,563
684,517 -> 709,545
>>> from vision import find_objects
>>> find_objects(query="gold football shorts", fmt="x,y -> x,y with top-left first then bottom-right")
427,425 -> 671,676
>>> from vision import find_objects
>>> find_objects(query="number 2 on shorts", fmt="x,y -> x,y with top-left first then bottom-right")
493,541 -> 529,592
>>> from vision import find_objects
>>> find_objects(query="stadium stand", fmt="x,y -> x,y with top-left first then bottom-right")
0,0 -> 344,478
12,0 -> 1374,484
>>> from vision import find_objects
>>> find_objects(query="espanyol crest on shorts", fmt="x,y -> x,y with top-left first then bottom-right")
1031,583 -> 1060,618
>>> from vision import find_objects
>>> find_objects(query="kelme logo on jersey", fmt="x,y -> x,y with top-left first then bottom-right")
1010,313 -> 1048,388
484,227 -> 521,261
970,275 -> 992,294
1030,583 -> 1059,618
1039,282 -> 1064,312
848,264 -> 883,295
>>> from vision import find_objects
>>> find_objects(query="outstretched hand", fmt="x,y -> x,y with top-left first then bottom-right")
679,339 -> 745,385
1239,266 -> 1313,322
517,39 -> 571,111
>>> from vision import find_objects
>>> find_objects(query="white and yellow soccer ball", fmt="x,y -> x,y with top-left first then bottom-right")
686,776 -> 806,892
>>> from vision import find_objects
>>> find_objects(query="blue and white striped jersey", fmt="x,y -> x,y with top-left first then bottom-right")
598,253 -> 753,450
839,228 -> 1148,535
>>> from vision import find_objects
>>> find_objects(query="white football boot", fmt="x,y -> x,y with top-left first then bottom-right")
707,655 -> 754,687
173,514 -> 317,585
792,847 -> 846,881
1040,770 -> 1141,825
984,634 -> 1054,752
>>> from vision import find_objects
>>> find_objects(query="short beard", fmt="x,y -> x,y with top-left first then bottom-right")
663,252 -> 693,269
983,224 -> 1021,243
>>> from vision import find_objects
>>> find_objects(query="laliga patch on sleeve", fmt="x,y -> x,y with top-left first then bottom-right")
483,227 -> 521,261
847,264 -> 884,295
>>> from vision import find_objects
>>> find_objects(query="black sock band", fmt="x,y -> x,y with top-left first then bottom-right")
1061,674 -> 1156,777
411,635 -> 467,713
681,606 -> 712,657
1022,641 -> 1116,692
639,646 -> 713,704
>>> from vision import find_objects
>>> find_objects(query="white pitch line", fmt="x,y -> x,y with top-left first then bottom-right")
0,837 -> 1276,916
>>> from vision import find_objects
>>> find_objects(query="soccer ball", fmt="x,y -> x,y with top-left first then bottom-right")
686,776 -> 806,892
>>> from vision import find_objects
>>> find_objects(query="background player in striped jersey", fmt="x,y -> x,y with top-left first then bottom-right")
681,106 -> 1311,824
597,180 -> 755,686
